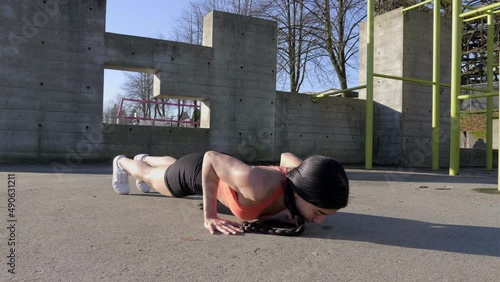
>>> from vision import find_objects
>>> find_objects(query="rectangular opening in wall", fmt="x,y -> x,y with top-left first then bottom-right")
116,96 -> 203,128
103,69 -> 206,128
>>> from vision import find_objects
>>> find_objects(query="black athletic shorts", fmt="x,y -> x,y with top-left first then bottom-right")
164,152 -> 205,197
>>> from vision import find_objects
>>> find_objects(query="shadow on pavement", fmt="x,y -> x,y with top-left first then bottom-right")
304,212 -> 500,257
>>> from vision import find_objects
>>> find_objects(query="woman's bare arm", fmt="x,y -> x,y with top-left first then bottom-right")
201,151 -> 253,235
279,152 -> 302,169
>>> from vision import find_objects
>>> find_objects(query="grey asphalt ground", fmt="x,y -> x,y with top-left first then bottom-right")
0,163 -> 499,282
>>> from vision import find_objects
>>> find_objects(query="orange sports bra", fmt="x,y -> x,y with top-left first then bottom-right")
218,166 -> 287,220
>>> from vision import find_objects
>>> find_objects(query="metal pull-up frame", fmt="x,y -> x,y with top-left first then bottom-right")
315,0 -> 499,190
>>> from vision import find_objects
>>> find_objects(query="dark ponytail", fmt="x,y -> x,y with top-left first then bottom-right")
287,155 -> 349,210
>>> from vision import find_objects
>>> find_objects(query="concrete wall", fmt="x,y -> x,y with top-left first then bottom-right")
3,2 -> 487,167
101,9 -> 278,159
1,0 -> 107,162
359,10 -> 404,165
359,9 -> 452,167
460,148 -> 498,167
275,92 -> 365,163
1,0 -> 363,165
401,10 -> 451,168
199,11 -> 278,158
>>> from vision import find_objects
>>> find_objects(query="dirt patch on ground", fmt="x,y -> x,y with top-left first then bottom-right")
460,110 -> 498,132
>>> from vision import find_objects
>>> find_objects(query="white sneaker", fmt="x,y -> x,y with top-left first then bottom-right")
134,154 -> 151,193
112,155 -> 129,195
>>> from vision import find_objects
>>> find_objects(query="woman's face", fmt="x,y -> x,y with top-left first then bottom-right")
294,193 -> 337,224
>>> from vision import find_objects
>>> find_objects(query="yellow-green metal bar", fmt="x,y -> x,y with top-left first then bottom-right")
402,0 -> 433,13
461,86 -> 491,93
312,85 -> 367,101
375,72 -> 480,90
463,13 -> 487,22
432,0 -> 441,170
457,92 -> 498,100
450,0 -> 462,176
374,73 -> 493,94
486,10 -> 494,170
374,73 -> 436,85
460,3 -> 500,18
365,0 -> 375,169
494,9 -> 500,15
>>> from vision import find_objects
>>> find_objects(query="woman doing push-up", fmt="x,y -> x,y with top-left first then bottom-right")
112,151 -> 349,236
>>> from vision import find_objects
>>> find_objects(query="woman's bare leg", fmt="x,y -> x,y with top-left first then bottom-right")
118,158 -> 174,197
142,156 -> 177,167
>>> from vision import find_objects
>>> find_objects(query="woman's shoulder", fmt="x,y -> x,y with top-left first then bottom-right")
235,166 -> 283,202
255,165 -> 286,173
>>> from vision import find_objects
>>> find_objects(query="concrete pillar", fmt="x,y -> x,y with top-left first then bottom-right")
359,9 -> 451,167
0,0 -> 106,162
201,11 -> 278,161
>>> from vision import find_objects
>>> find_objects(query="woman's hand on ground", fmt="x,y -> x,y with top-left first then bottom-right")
204,217 -> 243,235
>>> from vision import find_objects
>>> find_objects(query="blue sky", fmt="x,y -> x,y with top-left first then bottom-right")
103,0 -> 359,109
105,0 -> 186,39
103,0 -> 187,108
